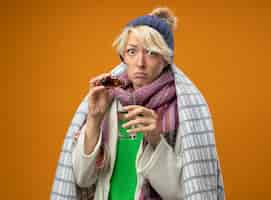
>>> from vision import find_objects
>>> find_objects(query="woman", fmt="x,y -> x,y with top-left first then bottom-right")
51,7 -> 225,200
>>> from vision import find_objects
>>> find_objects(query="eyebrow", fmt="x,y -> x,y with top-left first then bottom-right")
126,44 -> 138,48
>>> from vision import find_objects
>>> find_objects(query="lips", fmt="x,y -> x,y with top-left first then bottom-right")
134,72 -> 147,78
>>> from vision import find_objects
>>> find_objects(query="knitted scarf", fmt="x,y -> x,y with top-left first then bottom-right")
108,66 -> 178,134
51,63 -> 225,200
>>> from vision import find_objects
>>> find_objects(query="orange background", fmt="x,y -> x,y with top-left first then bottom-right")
4,0 -> 271,199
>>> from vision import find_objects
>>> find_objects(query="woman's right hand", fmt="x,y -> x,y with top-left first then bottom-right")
83,73 -> 113,155
87,73 -> 113,124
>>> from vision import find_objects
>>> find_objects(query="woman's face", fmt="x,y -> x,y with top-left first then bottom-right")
123,31 -> 167,89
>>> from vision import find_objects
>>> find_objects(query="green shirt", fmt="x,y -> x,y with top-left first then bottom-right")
108,119 -> 143,200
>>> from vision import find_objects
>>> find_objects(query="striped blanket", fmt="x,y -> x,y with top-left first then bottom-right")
51,62 -> 225,199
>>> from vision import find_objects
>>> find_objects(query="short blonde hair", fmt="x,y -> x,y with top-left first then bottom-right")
112,25 -> 173,64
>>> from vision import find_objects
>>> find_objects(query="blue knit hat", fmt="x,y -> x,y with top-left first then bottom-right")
126,15 -> 174,51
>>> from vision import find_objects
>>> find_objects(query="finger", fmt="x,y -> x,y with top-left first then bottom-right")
126,125 -> 154,134
122,105 -> 139,111
123,105 -> 154,116
124,107 -> 155,120
89,85 -> 107,95
124,107 -> 144,120
122,117 -> 152,129
89,73 -> 111,85
122,105 -> 145,113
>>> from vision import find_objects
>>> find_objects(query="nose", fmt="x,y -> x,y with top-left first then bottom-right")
136,51 -> 145,67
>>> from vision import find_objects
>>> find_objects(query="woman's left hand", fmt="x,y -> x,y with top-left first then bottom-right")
121,105 -> 161,147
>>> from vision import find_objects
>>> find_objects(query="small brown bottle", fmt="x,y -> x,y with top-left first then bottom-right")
96,76 -> 125,88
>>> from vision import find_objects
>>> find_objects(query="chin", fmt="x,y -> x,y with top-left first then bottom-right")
132,80 -> 150,89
